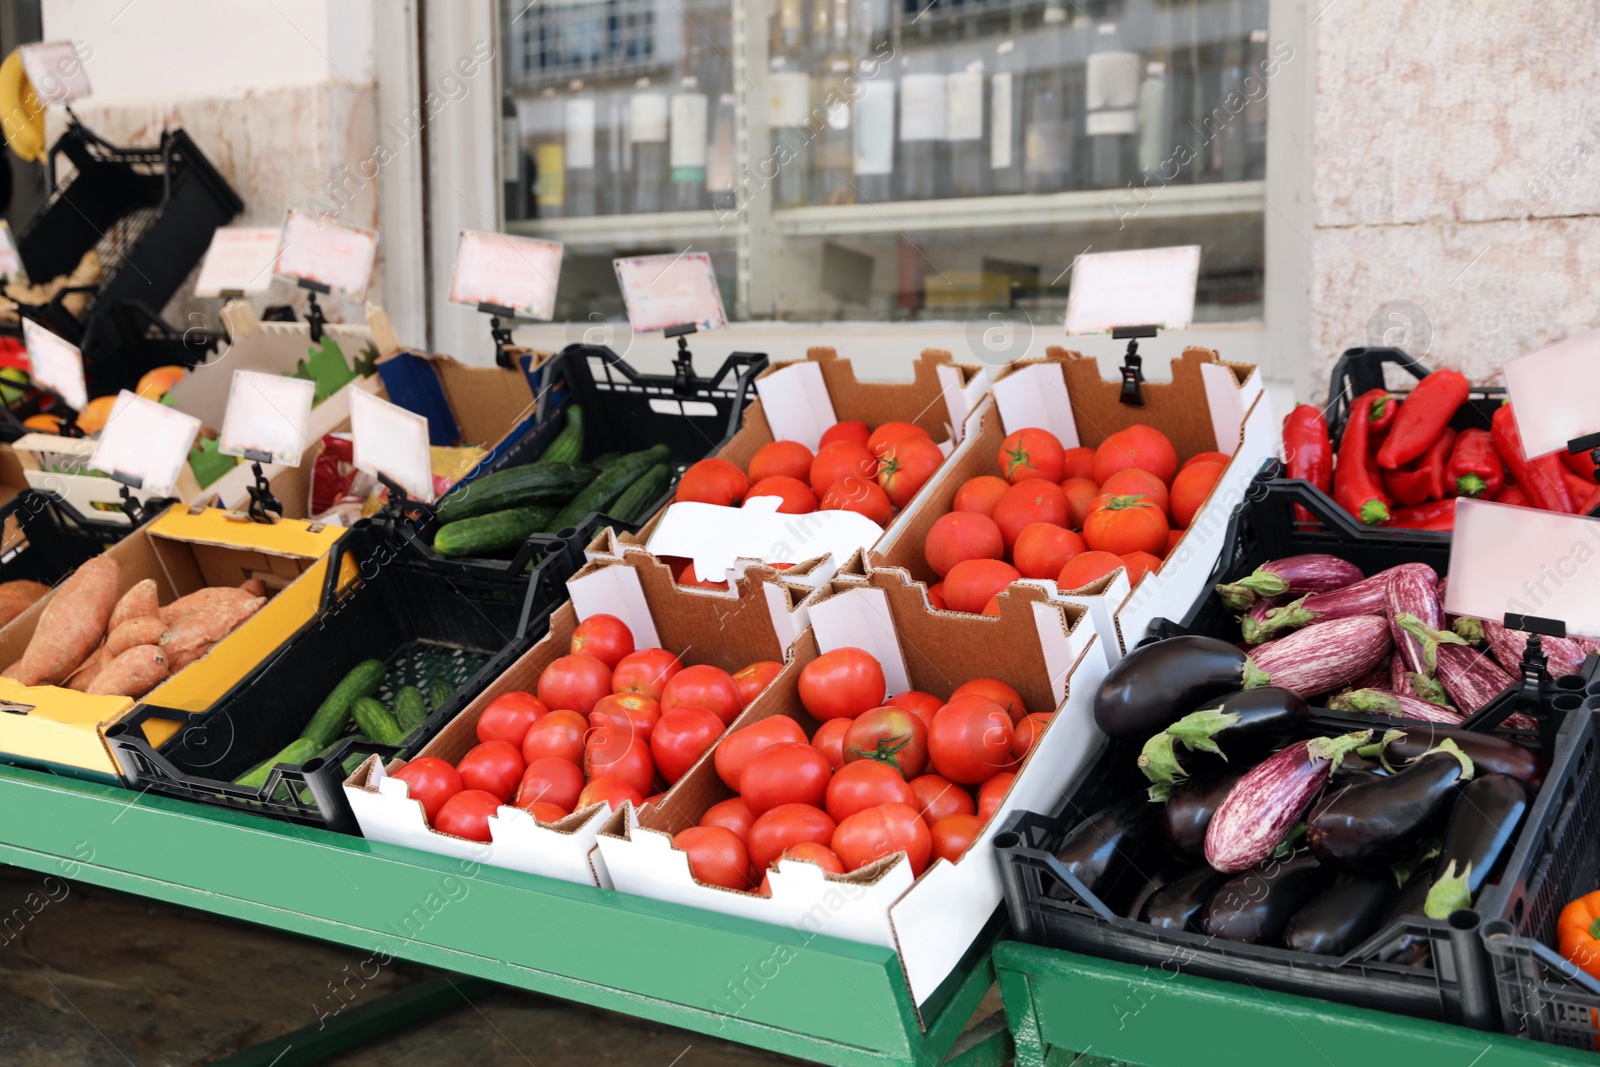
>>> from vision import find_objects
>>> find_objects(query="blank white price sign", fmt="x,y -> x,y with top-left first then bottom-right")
614,252 -> 727,333
19,41 -> 90,104
350,388 -> 434,503
89,391 -> 202,496
449,230 -> 563,320
1502,328 -> 1600,459
275,210 -> 379,299
194,227 -> 283,297
23,318 -> 86,410
1065,246 -> 1201,335
0,221 -> 26,285
1445,498 -> 1600,639
218,370 -> 316,466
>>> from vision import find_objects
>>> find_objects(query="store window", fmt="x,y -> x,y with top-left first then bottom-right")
500,0 -> 1270,327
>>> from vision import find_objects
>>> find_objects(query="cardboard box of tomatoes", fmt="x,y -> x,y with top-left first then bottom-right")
593,563 -> 1108,1010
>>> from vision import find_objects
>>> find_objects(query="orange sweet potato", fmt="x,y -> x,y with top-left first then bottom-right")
104,616 -> 164,659
108,579 -> 160,631
0,579 -> 50,628
160,596 -> 266,669
14,556 -> 120,686
158,586 -> 257,626
65,646 -> 105,693
240,578 -> 267,597
88,645 -> 169,697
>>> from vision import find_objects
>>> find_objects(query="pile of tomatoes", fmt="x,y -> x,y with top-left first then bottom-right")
922,423 -> 1230,613
669,647 -> 1050,894
390,613 -> 782,842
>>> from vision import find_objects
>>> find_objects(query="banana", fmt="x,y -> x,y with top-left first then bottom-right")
0,51 -> 45,163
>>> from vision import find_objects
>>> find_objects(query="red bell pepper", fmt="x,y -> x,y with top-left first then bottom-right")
1383,428 -> 1456,505
1377,369 -> 1470,469
1491,403 -> 1574,512
1563,449 -> 1599,483
1445,428 -> 1504,499
1387,499 -> 1456,531
1283,404 -> 1333,523
1366,393 -> 1399,439
1333,388 -> 1392,524
1565,470 -> 1594,507
1495,483 -> 1530,507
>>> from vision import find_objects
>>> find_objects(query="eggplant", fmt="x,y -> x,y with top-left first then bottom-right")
1093,636 -> 1252,739
1216,554 -> 1364,612
1424,773 -> 1529,918
1305,739 -> 1473,872
1376,872 -> 1436,964
1204,730 -> 1372,872
1138,688 -> 1307,791
1283,874 -> 1397,955
1482,619 -> 1599,678
1386,564 -> 1451,677
1047,794 -> 1157,900
1241,569 -> 1393,644
1365,724 -> 1547,790
1141,868 -> 1226,931
1244,616 -> 1392,698
1120,861 -> 1190,920
1349,657 -> 1393,691
1202,851 -> 1331,943
1326,688 -> 1464,725
1330,751 -> 1390,787
1434,642 -> 1515,715
1158,772 -> 1243,862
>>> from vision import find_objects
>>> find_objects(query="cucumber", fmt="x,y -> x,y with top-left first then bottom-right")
427,679 -> 454,711
351,697 -> 404,746
610,463 -> 673,524
236,737 -> 320,789
394,686 -> 428,733
434,462 -> 597,523
534,405 -> 584,465
434,506 -> 554,558
302,660 -> 386,749
548,445 -> 671,532
592,451 -> 622,469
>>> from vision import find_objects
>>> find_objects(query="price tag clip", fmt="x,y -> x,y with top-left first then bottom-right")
1456,613 -> 1564,757
666,322 -> 698,398
295,278 -> 332,343
476,302 -> 520,370
374,472 -> 437,529
1112,324 -> 1158,407
244,460 -> 283,525
111,480 -> 173,529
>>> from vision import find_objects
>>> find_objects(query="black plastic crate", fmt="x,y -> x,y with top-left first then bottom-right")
103,517 -> 586,833
0,489 -> 126,584
1325,346 -> 1504,449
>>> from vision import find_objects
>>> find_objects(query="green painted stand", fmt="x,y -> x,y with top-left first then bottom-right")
0,764 -> 1008,1066
994,940 -> 1596,1067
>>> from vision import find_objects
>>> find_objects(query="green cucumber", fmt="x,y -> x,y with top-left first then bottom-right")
434,462 -> 597,523
534,406 -> 584,465
548,445 -> 671,532
301,660 -> 386,749
434,506 -> 554,558
592,451 -> 622,469
236,738 -> 319,789
427,679 -> 454,711
351,697 -> 404,746
610,463 -> 673,524
394,686 -> 428,733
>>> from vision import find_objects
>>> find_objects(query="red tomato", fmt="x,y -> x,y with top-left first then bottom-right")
825,759 -> 919,822
392,756 -> 462,822
923,511 -> 1004,578
867,421 -> 933,454
886,690 -> 943,731
1165,529 -> 1183,556
820,421 -> 870,450
514,756 -> 585,812
942,559 -> 1021,614
876,434 -> 944,509
675,458 -> 751,505
810,441 -> 878,497
981,595 -> 1004,617
928,696 -> 1015,785
821,476 -> 893,524
732,660 -> 783,707
1091,425 -> 1178,486
577,776 -> 645,812
1120,551 -> 1162,587
714,715 -> 808,790
978,771 -> 1016,822
661,663 -> 743,725
745,475 -> 818,514
650,705 -> 725,784
611,648 -> 684,700
810,717 -> 852,771
1057,550 -> 1127,590
588,692 -> 661,744
798,647 -> 886,721
1182,450 -> 1232,470
999,428 -> 1066,483
700,796 -> 756,839
1099,468 -> 1171,520
570,613 -> 635,668
1083,496 -> 1168,556
584,724 -> 656,796
843,706 -> 929,778
537,654 -> 613,715
952,475 -> 1011,517
1061,446 -> 1096,480
523,801 -> 570,824
456,740 -> 525,801
746,803 -> 838,871
748,440 -> 815,484
1012,712 -> 1053,760
909,774 -> 977,826
1060,477 -> 1101,529
930,813 -> 982,864
951,677 -> 1027,723
475,691 -> 548,748
1170,459 -> 1226,529
433,789 -> 502,841
773,841 -> 845,874
832,803 -> 933,876
993,480 -> 1069,550
927,582 -> 947,610
1012,522 -> 1085,580
673,825 -> 753,889
674,563 -> 730,590
520,708 -> 587,765
739,742 -> 833,816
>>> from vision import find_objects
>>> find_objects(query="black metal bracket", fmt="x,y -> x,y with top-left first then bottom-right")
1113,325 -> 1158,407
1463,612 -> 1564,758
1567,431 -> 1600,516
243,457 -> 282,524
478,303 -> 519,370
112,479 -> 171,528
666,323 -> 698,397
297,279 -> 331,344
374,471 -> 436,531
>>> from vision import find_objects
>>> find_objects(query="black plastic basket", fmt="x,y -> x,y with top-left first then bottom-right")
1325,347 -> 1504,449
0,489 -> 126,584
104,517 -> 586,833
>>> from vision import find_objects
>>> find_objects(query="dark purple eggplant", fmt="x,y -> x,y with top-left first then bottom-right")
1330,751 -> 1390,787
1434,642 -> 1515,715
1202,851 -> 1331,943
1244,616 -> 1392,699
1204,730 -> 1372,872
1376,872 -> 1436,964
1241,570 -> 1394,644
1283,874 -> 1397,955
1367,724 -> 1547,790
1158,772 -> 1243,862
1305,739 -> 1473,872
1216,554 -> 1365,612
1093,636 -> 1253,739
1139,688 -> 1307,791
1326,688 -> 1464,725
1141,868 -> 1227,931
1424,773 -> 1529,918
1047,793 -> 1157,901
1120,861 -> 1191,920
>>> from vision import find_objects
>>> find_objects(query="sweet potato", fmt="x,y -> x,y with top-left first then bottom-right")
0,660 -> 16,679
14,556 -> 120,686
158,586 -> 258,626
240,578 -> 267,597
160,596 -> 266,668
108,579 -> 160,631
88,645 -> 169,697
104,616 -> 164,659
0,580 -> 50,628
168,640 -> 216,673
65,646 -> 105,692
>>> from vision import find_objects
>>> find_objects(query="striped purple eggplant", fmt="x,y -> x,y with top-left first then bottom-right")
1434,642 -> 1516,715
1244,616 -> 1393,698
1351,657 -> 1392,691
1481,619 -> 1599,679
1216,554 -> 1366,612
1204,730 -> 1373,873
1326,688 -> 1464,725
1242,569 -> 1395,644
1387,564 -> 1461,683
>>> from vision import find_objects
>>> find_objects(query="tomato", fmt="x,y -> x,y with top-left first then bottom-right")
583,724 -> 656,796
392,756 -> 462,822
1099,468 -> 1171,520
825,759 -> 918,822
798,647 -> 886,721
981,595 -> 1004,617
714,715 -> 808,790
926,582 -> 947,610
867,421 -> 932,454
642,793 -> 667,808
993,480 -> 1069,550
1083,495 -> 1168,556
732,660 -> 783,707
810,717 -> 852,770
1120,551 -> 1162,587
1170,459 -> 1226,529
745,475 -> 818,514
887,690 -> 943,731
700,796 -> 756,839
673,825 -> 754,889
820,476 -> 893,524
1091,424 -> 1178,486
923,511 -> 1003,578
570,613 -> 635,668
928,696 -> 1015,785
1011,712 -> 1053,760
433,789 -> 502,842
661,663 -> 743,725
820,421 -> 870,450
1012,522 -> 1085,580
589,692 -> 661,745
520,709 -> 587,765
514,756 -> 585,812
1060,477 -> 1100,529
876,434 -> 944,508
978,771 -> 1016,822
577,776 -> 645,811
999,428 -> 1066,484
748,440 -> 815,484
475,691 -> 548,747
952,475 -> 1011,517
456,740 -> 525,801
832,803 -> 932,876
536,653 -> 613,715
746,803 -> 837,871
843,706 -> 928,778
909,774 -> 976,826
1165,529 -> 1183,556
951,677 -> 1027,723
675,457 -> 751,506
650,705 -> 726,784
611,648 -> 684,700
772,841 -> 845,874
1183,450 -> 1232,470
674,562 -> 729,590
523,801 -> 570,824
942,559 -> 1021,614
930,813 -> 983,864
739,742 -> 833,816
810,440 -> 878,497
1061,446 -> 1096,480
1057,550 -> 1127,590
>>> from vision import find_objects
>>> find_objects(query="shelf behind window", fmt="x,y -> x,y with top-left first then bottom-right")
506,211 -> 733,248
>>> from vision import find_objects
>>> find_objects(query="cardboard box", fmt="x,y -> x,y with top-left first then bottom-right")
595,565 -> 1108,1014
873,347 -> 1274,657
0,505 -> 347,781
343,538 -> 817,887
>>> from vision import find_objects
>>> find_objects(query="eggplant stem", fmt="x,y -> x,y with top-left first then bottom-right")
1416,737 -> 1476,780
1137,732 -> 1190,786
1357,728 -> 1406,772
1411,672 -> 1451,707
1305,729 -> 1374,771
1327,688 -> 1400,717
1242,658 -> 1270,690
1165,709 -> 1241,751
1396,612 -> 1469,673
1452,616 -> 1487,646
1424,859 -> 1474,919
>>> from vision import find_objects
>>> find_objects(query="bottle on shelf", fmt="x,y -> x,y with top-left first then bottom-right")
503,92 -> 529,220
530,86 -> 567,220
947,58 -> 988,198
815,0 -> 857,204
896,51 -> 948,201
1212,0 -> 1248,181
1137,60 -> 1168,179
707,91 -> 738,214
769,0 -> 811,208
1021,3 -> 1070,195
850,0 -> 894,202
565,79 -> 598,218
630,76 -> 669,214
1085,21 -> 1138,190
988,38 -> 1025,196
670,74 -> 710,211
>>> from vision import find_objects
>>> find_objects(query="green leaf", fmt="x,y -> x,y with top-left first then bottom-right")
291,335 -> 357,404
